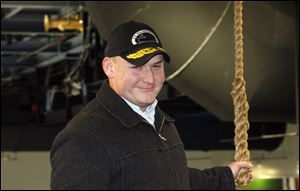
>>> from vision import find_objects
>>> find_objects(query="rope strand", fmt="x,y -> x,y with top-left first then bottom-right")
232,1 -> 251,187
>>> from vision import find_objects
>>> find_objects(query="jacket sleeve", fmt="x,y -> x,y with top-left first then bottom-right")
50,127 -> 112,190
188,166 -> 235,190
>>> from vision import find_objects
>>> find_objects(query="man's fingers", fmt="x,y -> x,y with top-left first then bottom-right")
238,161 -> 253,169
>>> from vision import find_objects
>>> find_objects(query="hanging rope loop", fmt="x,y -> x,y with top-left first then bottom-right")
232,1 -> 251,187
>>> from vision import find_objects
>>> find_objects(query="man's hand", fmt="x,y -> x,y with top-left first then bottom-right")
228,161 -> 254,185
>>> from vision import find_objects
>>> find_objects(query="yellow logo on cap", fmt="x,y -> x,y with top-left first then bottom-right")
126,47 -> 165,59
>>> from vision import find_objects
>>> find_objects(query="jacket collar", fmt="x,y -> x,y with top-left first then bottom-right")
96,80 -> 174,128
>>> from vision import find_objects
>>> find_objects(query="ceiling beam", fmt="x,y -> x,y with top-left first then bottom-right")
1,1 -> 80,9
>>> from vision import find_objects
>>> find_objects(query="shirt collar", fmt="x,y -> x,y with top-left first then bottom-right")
122,97 -> 158,126
122,97 -> 157,114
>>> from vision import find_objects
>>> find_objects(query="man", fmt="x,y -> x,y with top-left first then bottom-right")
50,21 -> 253,190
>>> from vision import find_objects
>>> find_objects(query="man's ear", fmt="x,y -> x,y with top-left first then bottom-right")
102,57 -> 115,78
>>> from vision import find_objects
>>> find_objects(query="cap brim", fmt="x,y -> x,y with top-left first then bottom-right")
121,47 -> 171,66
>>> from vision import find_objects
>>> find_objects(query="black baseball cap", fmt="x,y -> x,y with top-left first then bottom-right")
104,21 -> 171,66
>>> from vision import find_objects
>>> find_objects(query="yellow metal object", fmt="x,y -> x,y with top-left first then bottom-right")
44,15 -> 83,33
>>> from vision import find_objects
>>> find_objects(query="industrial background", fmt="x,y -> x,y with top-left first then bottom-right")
1,1 -> 299,189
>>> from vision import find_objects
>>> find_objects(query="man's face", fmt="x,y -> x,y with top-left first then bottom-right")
109,54 -> 165,111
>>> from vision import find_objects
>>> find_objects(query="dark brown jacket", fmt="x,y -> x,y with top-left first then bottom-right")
50,80 -> 235,190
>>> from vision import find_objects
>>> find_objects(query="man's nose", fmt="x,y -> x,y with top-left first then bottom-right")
142,68 -> 155,84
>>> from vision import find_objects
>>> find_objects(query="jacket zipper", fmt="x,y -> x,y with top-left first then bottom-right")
158,117 -> 167,141
143,117 -> 181,189
143,117 -> 167,141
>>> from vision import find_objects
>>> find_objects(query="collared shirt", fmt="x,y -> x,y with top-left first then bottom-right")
122,97 -> 157,126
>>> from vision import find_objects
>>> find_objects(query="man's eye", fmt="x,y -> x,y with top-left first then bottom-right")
153,64 -> 161,68
132,66 -> 142,69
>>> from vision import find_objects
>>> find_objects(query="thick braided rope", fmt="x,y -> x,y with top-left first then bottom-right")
231,1 -> 251,187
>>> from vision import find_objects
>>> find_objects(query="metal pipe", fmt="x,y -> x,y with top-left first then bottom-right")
220,132 -> 298,143
16,35 -> 68,63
